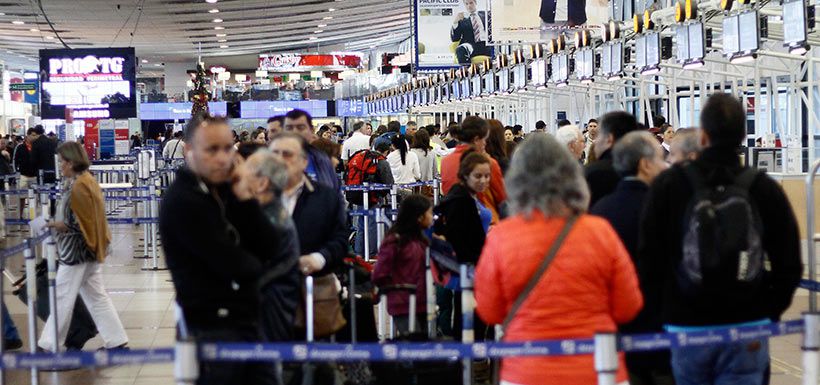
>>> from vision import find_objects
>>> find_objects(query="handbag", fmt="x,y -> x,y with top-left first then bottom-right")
294,273 -> 347,338
501,215 -> 578,333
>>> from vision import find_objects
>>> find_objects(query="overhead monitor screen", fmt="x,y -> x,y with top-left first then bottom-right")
738,11 -> 759,53
462,78 -> 471,97
550,56 -> 559,83
723,14 -> 740,55
471,76 -> 481,97
688,22 -> 705,60
421,88 -> 428,105
612,43 -> 624,74
40,47 -> 136,120
499,68 -> 510,92
583,49 -> 594,78
516,64 -> 528,89
558,55 -> 569,82
783,0 -> 807,45
676,25 -> 690,62
575,52 -> 586,79
531,59 -> 546,86
241,100 -> 328,118
635,35 -> 647,69
602,44 -> 612,76
646,32 -> 661,68
429,87 -> 437,104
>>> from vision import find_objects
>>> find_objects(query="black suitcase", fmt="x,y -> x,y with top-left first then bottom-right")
13,261 -> 98,350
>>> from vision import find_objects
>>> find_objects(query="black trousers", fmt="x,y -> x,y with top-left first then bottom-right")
455,42 -> 491,64
191,325 -> 279,385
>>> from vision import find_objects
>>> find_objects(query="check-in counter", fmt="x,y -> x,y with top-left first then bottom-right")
767,173 -> 819,240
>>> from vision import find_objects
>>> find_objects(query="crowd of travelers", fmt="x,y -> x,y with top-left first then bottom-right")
0,92 -> 801,385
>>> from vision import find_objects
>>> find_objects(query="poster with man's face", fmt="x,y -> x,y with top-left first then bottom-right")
490,0 -> 610,42
415,0 -> 491,68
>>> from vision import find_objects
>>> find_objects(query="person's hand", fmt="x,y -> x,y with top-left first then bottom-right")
454,12 -> 465,24
47,221 -> 68,233
299,255 -> 323,275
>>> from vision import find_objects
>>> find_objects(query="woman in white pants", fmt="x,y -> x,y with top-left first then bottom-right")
38,141 -> 128,352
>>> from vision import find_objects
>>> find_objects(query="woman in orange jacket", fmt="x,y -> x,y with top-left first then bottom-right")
475,133 -> 643,385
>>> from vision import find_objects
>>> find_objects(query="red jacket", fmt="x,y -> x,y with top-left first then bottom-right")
372,234 -> 427,316
475,212 -> 643,385
440,145 -> 506,223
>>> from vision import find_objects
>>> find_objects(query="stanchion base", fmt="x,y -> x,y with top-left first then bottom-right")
141,267 -> 169,271
133,255 -> 151,259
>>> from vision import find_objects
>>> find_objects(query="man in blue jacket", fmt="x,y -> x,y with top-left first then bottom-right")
283,109 -> 340,191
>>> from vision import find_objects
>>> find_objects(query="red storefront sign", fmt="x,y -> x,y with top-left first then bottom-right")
84,119 -> 99,160
258,53 -> 363,71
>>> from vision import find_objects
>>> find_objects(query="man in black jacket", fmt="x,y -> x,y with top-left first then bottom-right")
637,93 -> 801,384
584,111 -> 639,207
29,125 -> 57,184
159,115 -> 277,385
450,0 -> 491,64
591,131 -> 671,385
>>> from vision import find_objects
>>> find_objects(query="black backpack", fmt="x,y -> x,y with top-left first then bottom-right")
677,164 -> 766,300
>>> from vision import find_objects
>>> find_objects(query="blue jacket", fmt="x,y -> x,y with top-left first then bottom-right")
307,145 -> 340,191
590,178 -> 648,259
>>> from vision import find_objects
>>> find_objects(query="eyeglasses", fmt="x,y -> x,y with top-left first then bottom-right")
271,148 -> 299,160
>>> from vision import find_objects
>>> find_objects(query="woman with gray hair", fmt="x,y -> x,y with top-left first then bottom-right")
233,149 -> 300,341
474,133 -> 643,385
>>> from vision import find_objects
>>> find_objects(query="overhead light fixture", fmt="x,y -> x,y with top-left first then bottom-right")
309,37 -> 318,40
217,39 -> 227,42
29,28 -> 39,32
12,20 -> 24,25
328,8 -> 336,11
317,24 -> 327,27
213,18 -> 223,23
216,33 -> 227,37
314,30 -> 323,33
683,60 -> 704,69
206,0 -> 218,3
209,9 -> 219,13
322,16 -> 333,20
219,45 -> 229,48
141,59 -> 148,63
45,35 -> 54,40
790,45 -> 809,55
155,63 -> 162,67
607,74 -> 622,81
214,26 -> 225,30
641,67 -> 661,76
0,13 -> 5,16
730,53 -> 756,64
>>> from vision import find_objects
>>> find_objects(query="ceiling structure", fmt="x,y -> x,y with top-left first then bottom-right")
0,0 -> 412,71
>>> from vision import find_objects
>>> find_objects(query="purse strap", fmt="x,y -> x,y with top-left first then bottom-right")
501,215 -> 578,332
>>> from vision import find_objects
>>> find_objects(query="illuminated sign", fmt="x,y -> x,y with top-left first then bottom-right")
258,53 -> 363,72
240,100 -> 328,118
139,102 -> 228,120
48,56 -> 125,81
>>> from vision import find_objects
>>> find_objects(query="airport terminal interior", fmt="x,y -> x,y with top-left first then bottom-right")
3,0 -> 820,384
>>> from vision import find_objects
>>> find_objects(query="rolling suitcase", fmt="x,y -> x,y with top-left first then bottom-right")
12,261 -> 98,350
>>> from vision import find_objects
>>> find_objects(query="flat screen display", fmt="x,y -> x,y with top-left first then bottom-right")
40,47 -> 137,119
558,55 -> 569,82
602,44 -> 612,76
515,65 -> 527,89
452,81 -> 461,100
738,11 -> 759,53
635,35 -> 647,69
499,69 -> 510,92
688,22 -> 705,60
583,49 -> 594,78
429,87 -> 436,104
471,76 -> 481,97
783,0 -> 807,45
530,60 -> 545,86
241,100 -> 328,119
335,99 -> 365,117
140,102 -> 228,120
676,25 -> 689,63
483,73 -> 494,95
612,43 -> 624,74
723,14 -> 740,56
421,89 -> 428,105
646,32 -> 660,68
575,52 -> 586,79
462,78 -> 471,97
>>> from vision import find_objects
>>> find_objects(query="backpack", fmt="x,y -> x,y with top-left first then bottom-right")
677,164 -> 766,301
345,149 -> 387,206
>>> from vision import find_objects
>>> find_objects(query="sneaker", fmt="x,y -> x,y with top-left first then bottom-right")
4,339 -> 22,350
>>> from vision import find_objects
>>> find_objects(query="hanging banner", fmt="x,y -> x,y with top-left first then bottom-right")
415,0 -> 492,69
258,53 -> 363,72
490,0 -> 609,42
84,119 -> 99,160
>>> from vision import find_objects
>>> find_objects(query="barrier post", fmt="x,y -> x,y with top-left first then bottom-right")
24,243 -> 40,385
806,159 -> 820,311
363,184 -> 371,261
594,332 -> 618,385
433,178 -> 440,206
0,244 -> 5,385
348,262 -> 357,344
306,275 -> 314,343
27,187 -> 36,223
390,185 -> 398,221
174,338 -> 198,385
460,264 -> 474,385
425,247 -> 436,339
45,232 -> 59,353
803,312 -> 820,385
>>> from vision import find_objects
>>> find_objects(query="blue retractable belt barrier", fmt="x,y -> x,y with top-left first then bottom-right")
0,348 -> 174,370
800,279 -> 820,292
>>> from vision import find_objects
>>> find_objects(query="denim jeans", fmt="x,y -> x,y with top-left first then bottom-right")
670,339 -> 769,385
353,209 -> 379,258
2,303 -> 20,341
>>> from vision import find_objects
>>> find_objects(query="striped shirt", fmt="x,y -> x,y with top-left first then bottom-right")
55,182 -> 95,265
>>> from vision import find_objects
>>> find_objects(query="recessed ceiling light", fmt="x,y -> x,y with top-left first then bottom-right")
141,59 -> 148,63
206,0 -> 218,3
208,9 -> 219,13
0,13 -> 5,16
328,8 -> 336,11
45,36 -> 54,40
12,20 -> 24,25
214,26 -> 225,30
217,39 -> 227,42
314,30 -> 323,33
216,33 -> 227,37
212,18 -> 222,23
309,37 -> 318,40
155,63 -> 162,67
29,28 -> 39,32
317,24 -> 327,27
322,16 -> 333,20
219,45 -> 229,48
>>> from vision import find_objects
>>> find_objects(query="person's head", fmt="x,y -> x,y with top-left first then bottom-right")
463,0 -> 478,13
25,128 -> 37,143
699,93 -> 746,149
557,119 -> 571,128
253,129 -> 267,145
411,129 -> 431,153
239,131 -> 250,143
267,115 -> 284,136
174,131 -> 184,139
184,114 -> 235,185
586,119 -> 599,139
312,137 -> 341,169
512,125 -> 523,137
389,194 -> 434,245
374,139 -> 391,156
535,120 -> 547,132
652,115 -> 666,129
317,126 -> 333,141
504,129 -> 514,142
353,121 -> 371,135
33,125 -> 45,136
391,134 -> 409,165
660,124 -> 675,143
485,119 -> 507,160
284,109 -> 315,142
237,142 -> 266,160
668,128 -> 702,164
457,116 -> 489,153
269,132 -> 310,188
387,121 -> 401,134
613,131 -> 668,185
56,141 -> 90,178
458,150 -> 491,194
375,125 -> 388,136
505,133 -> 589,216
406,121 -> 418,137
235,149 -> 289,205
164,127 -> 174,139
447,122 -> 460,139
594,111 -> 638,158
424,124 -> 438,137
556,125 -> 585,160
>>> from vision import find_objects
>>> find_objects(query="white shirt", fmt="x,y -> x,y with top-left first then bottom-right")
556,0 -> 568,22
411,148 -> 437,181
341,131 -> 372,161
163,139 -> 185,159
387,150 -> 420,184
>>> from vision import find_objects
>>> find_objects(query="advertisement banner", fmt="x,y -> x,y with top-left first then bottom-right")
115,128 -> 130,156
258,53 -> 363,72
416,0 -> 492,68
84,119 -> 99,160
490,0 -> 609,42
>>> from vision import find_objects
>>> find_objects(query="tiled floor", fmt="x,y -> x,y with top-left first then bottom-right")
0,202 -> 816,385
